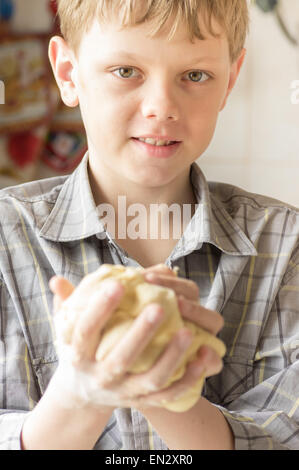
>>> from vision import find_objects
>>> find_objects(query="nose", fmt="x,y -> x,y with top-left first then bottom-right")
141,79 -> 179,122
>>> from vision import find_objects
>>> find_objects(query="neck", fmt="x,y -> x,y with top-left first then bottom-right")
88,157 -> 197,211
87,152 -> 198,242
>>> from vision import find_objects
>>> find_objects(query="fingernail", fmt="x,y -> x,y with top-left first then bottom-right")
144,273 -> 156,281
146,305 -> 163,323
101,280 -> 122,297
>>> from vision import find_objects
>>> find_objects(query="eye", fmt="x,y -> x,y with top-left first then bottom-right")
112,67 -> 138,79
111,67 -> 211,84
186,70 -> 210,83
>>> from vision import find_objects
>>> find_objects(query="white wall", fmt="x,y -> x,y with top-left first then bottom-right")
199,5 -> 299,208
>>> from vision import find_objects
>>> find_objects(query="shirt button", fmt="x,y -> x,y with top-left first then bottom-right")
290,349 -> 299,363
289,341 -> 299,363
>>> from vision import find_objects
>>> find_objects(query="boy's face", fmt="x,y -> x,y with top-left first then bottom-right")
49,14 -> 245,190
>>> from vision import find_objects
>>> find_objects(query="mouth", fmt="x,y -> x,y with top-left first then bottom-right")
131,137 -> 182,159
132,137 -> 180,147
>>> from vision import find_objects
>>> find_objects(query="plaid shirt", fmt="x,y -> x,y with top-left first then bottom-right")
0,153 -> 298,450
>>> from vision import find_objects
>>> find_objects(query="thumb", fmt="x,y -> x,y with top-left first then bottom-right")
49,276 -> 75,313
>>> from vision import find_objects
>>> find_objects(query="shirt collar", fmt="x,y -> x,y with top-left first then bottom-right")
39,152 -> 257,257
187,163 -> 257,256
39,152 -> 105,241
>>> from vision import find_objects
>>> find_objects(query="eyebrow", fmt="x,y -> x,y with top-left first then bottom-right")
106,51 -> 219,65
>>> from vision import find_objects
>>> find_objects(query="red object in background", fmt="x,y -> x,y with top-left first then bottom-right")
8,132 -> 42,168
49,0 -> 57,16
48,0 -> 60,34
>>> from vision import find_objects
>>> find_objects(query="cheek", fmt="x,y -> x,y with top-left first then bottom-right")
83,81 -> 133,122
185,83 -> 224,127
77,84 -> 120,135
189,101 -> 219,140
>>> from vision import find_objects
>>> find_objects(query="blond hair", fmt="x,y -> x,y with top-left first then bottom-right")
56,0 -> 250,63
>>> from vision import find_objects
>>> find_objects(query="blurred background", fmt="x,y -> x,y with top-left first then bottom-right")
0,0 -> 298,207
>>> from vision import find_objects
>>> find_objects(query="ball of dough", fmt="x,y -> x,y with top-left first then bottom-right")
58,264 -> 226,412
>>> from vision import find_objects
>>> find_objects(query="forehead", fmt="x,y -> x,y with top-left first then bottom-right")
76,12 -> 230,66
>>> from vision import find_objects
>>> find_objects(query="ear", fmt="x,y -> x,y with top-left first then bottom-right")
219,48 -> 246,111
48,36 -> 79,108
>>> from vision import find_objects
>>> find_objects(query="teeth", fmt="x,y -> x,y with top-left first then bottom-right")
138,137 -> 174,146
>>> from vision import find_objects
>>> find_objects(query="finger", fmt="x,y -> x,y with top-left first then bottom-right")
61,265 -> 114,304
144,273 -> 199,301
136,347 -> 223,408
143,264 -> 176,277
125,328 -> 194,395
177,296 -> 224,335
50,276 -> 75,314
135,359 -> 205,408
49,276 -> 75,300
49,276 -> 75,299
71,280 -> 124,361
98,303 -> 165,385
195,344 -> 223,377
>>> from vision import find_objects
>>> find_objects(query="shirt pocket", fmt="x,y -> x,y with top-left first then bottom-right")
204,355 -> 254,407
32,355 -> 58,395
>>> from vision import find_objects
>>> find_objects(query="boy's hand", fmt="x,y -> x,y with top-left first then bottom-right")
49,264 -> 224,411
143,264 -> 224,335
137,264 -> 224,408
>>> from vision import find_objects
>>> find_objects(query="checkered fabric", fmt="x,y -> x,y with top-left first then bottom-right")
0,153 -> 298,449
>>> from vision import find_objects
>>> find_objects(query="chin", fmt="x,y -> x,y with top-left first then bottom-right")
128,166 -> 175,188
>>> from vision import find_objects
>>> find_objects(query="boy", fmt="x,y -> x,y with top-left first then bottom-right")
0,0 -> 298,450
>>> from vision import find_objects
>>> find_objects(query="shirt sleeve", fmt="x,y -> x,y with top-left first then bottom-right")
215,249 -> 299,450
0,412 -> 30,450
0,277 -> 40,450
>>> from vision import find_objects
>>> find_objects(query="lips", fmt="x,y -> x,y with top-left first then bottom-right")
131,137 -> 182,159
133,137 -> 177,146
